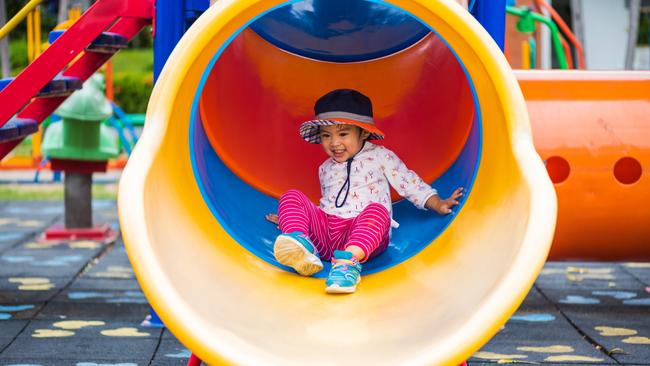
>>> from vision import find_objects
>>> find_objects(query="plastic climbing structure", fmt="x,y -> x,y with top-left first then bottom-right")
0,0 -> 153,162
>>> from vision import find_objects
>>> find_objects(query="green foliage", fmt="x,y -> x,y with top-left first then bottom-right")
128,26 -> 154,49
111,48 -> 153,75
5,0 -> 57,40
639,13 -> 649,46
0,184 -> 117,201
113,73 -> 153,113
9,38 -> 28,75
111,48 -> 154,113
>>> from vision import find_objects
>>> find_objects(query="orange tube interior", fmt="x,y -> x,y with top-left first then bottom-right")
200,29 -> 475,201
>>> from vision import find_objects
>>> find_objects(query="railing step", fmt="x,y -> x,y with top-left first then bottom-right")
49,30 -> 129,53
0,118 -> 39,142
1,76 -> 82,98
37,76 -> 83,97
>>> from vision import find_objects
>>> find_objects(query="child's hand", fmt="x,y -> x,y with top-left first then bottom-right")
266,213 -> 279,225
427,187 -> 463,215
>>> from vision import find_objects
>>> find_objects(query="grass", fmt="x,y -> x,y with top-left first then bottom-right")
111,48 -> 153,79
10,137 -> 33,157
0,183 -> 117,201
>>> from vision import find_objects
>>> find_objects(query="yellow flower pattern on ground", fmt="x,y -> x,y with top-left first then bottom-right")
622,336 -> 650,344
101,327 -> 150,337
24,241 -> 58,249
473,352 -> 527,360
94,266 -> 134,278
32,329 -> 75,338
9,277 -> 54,290
69,240 -> 101,249
17,220 -> 44,227
516,345 -> 574,353
595,326 -> 637,336
53,320 -> 105,329
545,355 -> 603,362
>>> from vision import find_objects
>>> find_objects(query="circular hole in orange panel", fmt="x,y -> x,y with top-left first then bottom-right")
614,157 -> 642,185
199,29 -> 475,201
546,156 -> 570,184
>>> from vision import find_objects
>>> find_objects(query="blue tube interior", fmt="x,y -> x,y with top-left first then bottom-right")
250,0 -> 430,62
189,0 -> 482,277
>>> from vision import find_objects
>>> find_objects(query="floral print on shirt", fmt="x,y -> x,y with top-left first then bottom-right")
318,142 -> 437,222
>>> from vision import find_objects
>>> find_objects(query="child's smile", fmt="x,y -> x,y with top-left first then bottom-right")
319,124 -> 370,163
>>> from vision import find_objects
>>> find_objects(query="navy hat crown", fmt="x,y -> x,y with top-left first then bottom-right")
314,89 -> 373,118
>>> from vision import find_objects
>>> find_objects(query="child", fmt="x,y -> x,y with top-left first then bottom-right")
267,89 -> 463,294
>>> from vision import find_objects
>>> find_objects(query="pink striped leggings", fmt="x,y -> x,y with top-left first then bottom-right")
278,189 -> 391,263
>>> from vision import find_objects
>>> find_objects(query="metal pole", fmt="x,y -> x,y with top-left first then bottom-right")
540,0 -> 552,69
58,0 -> 69,24
570,0 -> 586,68
64,172 -> 93,228
0,0 -> 9,78
625,0 -> 641,69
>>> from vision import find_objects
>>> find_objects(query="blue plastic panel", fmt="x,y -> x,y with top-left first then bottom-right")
250,0 -> 430,62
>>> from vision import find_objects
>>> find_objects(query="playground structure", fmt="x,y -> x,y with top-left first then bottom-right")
0,0 -> 144,171
0,0 -> 648,365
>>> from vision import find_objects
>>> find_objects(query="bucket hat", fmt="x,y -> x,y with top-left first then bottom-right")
299,89 -> 385,144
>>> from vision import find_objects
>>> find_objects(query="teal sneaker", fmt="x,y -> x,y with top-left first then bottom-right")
325,250 -> 362,294
273,231 -> 323,276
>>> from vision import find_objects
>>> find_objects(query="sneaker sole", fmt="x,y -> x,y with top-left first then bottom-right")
325,277 -> 361,294
274,235 -> 323,276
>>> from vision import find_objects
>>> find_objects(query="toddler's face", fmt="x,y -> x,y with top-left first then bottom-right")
319,124 -> 370,163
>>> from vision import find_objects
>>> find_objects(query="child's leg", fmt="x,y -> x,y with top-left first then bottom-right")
277,189 -> 330,259
342,203 -> 391,262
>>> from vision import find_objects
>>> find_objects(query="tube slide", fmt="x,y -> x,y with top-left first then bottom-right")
519,71 -> 650,261
118,0 -> 556,364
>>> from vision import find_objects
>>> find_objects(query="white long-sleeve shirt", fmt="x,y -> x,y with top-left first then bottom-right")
319,142 -> 437,227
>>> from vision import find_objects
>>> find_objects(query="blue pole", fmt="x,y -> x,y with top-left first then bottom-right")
153,0 -> 210,80
153,0 -> 186,80
471,0 -> 506,51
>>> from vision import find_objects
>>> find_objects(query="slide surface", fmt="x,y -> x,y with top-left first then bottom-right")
118,1 -> 556,364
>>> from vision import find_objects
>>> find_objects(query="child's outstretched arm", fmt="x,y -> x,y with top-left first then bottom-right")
380,146 -> 463,214
424,187 -> 464,215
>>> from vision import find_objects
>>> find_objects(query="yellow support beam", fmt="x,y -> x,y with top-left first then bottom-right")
0,0 -> 43,40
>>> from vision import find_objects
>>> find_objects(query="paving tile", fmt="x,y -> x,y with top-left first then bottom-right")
542,288 -> 650,308
0,359 -> 148,366
0,320 -> 28,338
622,263 -> 650,286
0,277 -> 71,303
0,303 -> 44,320
495,309 -> 583,342
151,337 -> 191,365
36,301 -> 149,321
562,307 -> 650,365
471,339 -> 615,364
52,288 -> 147,304
0,249 -> 96,278
1,337 -> 158,360
19,320 -> 162,339
68,278 -> 141,292
536,262 -> 643,290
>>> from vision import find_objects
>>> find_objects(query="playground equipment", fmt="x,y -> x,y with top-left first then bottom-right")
0,2 -> 142,170
0,0 -> 152,160
41,75 -> 119,240
119,0 -> 556,364
519,70 -> 650,261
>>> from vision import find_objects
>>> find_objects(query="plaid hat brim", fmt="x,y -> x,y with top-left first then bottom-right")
299,118 -> 385,144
